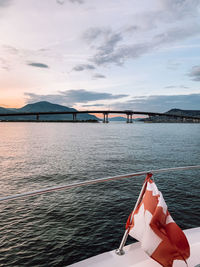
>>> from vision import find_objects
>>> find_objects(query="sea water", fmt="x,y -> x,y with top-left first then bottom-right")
0,122 -> 199,266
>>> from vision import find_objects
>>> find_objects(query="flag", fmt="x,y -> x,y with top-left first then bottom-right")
126,173 -> 190,267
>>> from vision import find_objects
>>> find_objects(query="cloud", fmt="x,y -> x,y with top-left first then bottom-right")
81,0 -> 200,67
92,41 -> 151,65
160,0 -> 200,20
136,0 -> 200,30
92,73 -> 106,79
81,103 -> 104,107
165,85 -> 176,89
0,57 -> 10,71
83,27 -> 123,65
164,85 -> 190,89
74,27 -> 122,70
56,0 -> 65,4
188,66 -> 200,81
25,89 -> 128,106
72,64 -> 95,71
111,94 -> 200,112
87,24 -> 200,66
83,27 -> 107,43
2,45 -> 19,55
0,0 -> 12,7
154,26 -> 200,45
69,0 -> 84,3
56,0 -> 84,5
124,25 -> 140,34
25,92 -> 200,112
27,62 -> 49,68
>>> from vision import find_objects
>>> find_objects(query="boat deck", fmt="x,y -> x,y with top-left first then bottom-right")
69,227 -> 200,267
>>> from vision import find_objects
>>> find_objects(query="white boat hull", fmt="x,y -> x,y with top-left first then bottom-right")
69,227 -> 200,267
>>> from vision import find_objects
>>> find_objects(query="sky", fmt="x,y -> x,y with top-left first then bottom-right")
0,0 -> 200,112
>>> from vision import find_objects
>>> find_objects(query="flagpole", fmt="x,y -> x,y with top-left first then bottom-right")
115,175 -> 150,255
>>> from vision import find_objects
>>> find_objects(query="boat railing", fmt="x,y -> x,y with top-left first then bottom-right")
0,165 -> 200,260
0,165 -> 200,202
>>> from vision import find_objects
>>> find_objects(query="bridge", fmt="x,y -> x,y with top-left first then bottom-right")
0,110 -> 200,123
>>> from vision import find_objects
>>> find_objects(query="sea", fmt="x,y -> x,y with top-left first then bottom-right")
0,122 -> 199,267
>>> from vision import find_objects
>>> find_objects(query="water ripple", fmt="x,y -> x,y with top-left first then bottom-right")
0,122 -> 199,266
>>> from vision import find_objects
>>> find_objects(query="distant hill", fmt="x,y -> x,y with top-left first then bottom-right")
109,116 -> 127,121
146,109 -> 200,122
0,101 -> 99,122
0,107 -> 10,113
109,116 -> 142,121
18,101 -> 76,113
0,107 -> 13,114
165,109 -> 200,117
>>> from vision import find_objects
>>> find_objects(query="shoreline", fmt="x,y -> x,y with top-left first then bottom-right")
0,120 -> 99,123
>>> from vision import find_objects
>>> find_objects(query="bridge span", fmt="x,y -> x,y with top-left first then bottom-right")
0,110 -> 200,123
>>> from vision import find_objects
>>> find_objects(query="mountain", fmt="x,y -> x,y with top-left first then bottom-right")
0,101 -> 99,122
108,116 -> 143,122
0,107 -> 11,113
146,109 -> 200,122
165,109 -> 200,117
18,101 -> 76,113
109,116 -> 127,121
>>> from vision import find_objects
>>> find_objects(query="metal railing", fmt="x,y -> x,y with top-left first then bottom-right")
0,165 -> 200,202
0,164 -> 200,257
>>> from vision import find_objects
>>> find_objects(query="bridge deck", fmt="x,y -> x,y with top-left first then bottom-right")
0,110 -> 199,120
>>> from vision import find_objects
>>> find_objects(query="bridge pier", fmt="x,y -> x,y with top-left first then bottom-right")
103,113 -> 109,123
103,113 -> 105,123
73,113 -> 77,121
126,114 -> 129,123
126,113 -> 133,123
105,113 -> 108,123
192,118 -> 199,123
130,114 -> 133,123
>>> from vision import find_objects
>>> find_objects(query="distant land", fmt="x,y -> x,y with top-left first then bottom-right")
109,116 -> 127,121
0,101 -> 99,122
143,109 -> 200,123
109,116 -> 143,121
0,102 -> 199,123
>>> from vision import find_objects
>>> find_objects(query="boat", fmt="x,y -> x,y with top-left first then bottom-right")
0,165 -> 200,267
69,227 -> 200,267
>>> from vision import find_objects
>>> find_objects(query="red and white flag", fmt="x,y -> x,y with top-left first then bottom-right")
126,173 -> 190,267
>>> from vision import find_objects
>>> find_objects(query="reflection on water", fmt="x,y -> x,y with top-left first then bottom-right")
0,122 -> 199,266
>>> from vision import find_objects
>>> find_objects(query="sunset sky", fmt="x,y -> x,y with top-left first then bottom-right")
0,0 -> 200,112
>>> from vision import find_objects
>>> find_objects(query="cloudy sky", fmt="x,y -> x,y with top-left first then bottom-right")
0,0 -> 200,112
